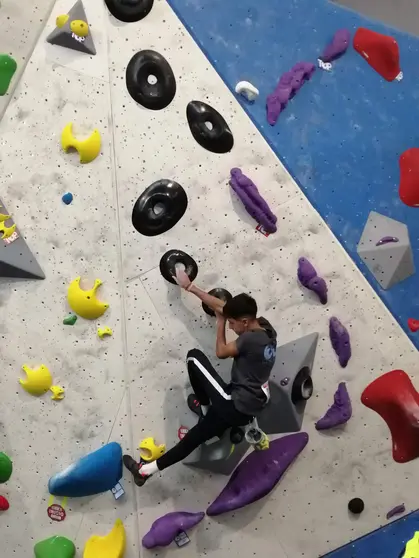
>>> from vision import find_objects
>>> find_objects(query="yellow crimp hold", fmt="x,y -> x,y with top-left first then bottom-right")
50,385 -> 65,401
68,277 -> 109,320
70,19 -> 89,38
19,364 -> 53,396
0,208 -> 15,239
138,437 -> 166,462
83,519 -> 126,558
56,14 -> 69,28
403,531 -> 419,557
61,123 -> 101,164
98,326 -> 113,339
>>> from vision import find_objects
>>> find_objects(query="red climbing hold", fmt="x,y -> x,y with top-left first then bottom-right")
399,148 -> 419,207
0,495 -> 9,511
353,28 -> 401,82
361,370 -> 419,463
408,318 -> 419,332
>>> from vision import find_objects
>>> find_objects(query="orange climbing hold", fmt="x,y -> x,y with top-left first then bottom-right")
399,148 -> 419,207
361,370 -> 419,463
353,28 -> 401,82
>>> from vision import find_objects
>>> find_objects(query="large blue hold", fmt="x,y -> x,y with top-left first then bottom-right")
48,442 -> 122,497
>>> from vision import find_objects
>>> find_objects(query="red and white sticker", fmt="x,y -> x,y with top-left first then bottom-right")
3,231 -> 19,245
256,224 -> 270,237
47,504 -> 66,522
178,426 -> 189,440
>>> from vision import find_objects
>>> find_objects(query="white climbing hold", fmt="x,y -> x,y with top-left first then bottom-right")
235,81 -> 259,101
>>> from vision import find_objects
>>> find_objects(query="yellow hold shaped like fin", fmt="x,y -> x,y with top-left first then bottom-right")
403,531 -> 419,557
70,19 -> 89,37
67,277 -> 109,320
19,364 -> 53,396
61,123 -> 101,164
83,519 -> 126,558
138,437 -> 166,462
0,213 -> 11,223
56,14 -> 69,28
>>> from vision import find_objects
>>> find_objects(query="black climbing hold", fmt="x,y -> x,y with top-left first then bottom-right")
186,101 -> 234,154
104,0 -> 154,23
348,498 -> 365,514
159,249 -> 198,285
126,50 -> 176,110
230,427 -> 245,445
202,288 -> 233,317
291,367 -> 313,405
132,179 -> 187,237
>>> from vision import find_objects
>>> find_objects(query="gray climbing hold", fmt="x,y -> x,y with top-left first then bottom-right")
47,0 -> 96,56
258,332 -> 318,435
357,211 -> 415,290
0,198 -> 45,280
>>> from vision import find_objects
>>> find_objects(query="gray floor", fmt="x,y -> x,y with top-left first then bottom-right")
333,0 -> 419,36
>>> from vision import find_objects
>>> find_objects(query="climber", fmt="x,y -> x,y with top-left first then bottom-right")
123,270 -> 277,486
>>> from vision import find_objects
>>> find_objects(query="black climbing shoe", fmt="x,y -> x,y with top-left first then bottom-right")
123,454 -> 150,487
187,394 -> 203,417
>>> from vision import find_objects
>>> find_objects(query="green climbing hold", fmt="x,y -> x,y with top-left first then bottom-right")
63,313 -> 77,325
0,452 -> 12,483
34,536 -> 75,558
0,54 -> 17,96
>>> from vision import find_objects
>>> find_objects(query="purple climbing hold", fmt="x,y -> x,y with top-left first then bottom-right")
320,29 -> 351,63
206,432 -> 308,517
376,236 -> 399,246
297,257 -> 328,304
142,511 -> 205,549
229,168 -> 277,233
315,382 -> 352,430
386,504 -> 405,520
266,62 -> 315,126
329,317 -> 351,368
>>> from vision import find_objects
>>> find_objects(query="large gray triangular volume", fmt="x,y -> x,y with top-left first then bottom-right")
47,0 -> 96,56
357,211 -> 415,290
0,199 -> 45,280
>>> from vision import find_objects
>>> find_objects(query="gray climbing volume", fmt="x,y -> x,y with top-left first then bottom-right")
46,0 -> 96,56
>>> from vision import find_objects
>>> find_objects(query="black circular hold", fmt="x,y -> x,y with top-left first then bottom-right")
186,100 -> 234,154
348,498 -> 365,515
132,179 -> 187,237
230,427 -> 244,445
159,249 -> 198,285
104,0 -> 154,22
202,288 -> 233,317
126,50 -> 176,110
291,367 -> 313,405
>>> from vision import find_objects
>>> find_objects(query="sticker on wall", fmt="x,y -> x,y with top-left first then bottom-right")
47,496 -> 67,522
256,224 -> 271,237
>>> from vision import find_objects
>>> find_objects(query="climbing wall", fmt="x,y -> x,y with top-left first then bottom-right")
0,0 -> 418,556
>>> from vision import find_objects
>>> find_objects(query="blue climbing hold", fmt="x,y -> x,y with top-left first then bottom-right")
48,442 -> 122,497
62,192 -> 73,205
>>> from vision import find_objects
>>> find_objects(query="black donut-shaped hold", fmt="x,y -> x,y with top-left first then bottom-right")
229,427 -> 244,445
202,288 -> 233,317
159,249 -> 198,285
104,0 -> 154,22
291,367 -> 313,405
126,50 -> 176,110
186,101 -> 234,154
132,179 -> 187,237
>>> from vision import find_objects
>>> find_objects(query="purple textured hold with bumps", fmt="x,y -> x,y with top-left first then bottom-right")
320,29 -> 351,63
229,168 -> 277,233
315,382 -> 352,430
297,257 -> 328,304
266,61 -> 315,126
329,317 -> 351,367
142,511 -> 205,549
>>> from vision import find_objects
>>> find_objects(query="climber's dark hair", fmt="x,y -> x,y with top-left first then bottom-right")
223,293 -> 257,320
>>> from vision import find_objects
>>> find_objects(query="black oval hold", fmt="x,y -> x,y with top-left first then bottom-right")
132,179 -> 187,237
126,50 -> 176,110
159,249 -> 198,285
186,101 -> 234,154
104,0 -> 154,22
348,498 -> 364,515
291,367 -> 313,405
202,288 -> 233,317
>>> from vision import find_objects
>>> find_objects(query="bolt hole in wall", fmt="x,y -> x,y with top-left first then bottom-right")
165,0 -> 419,348
205,120 -> 213,130
147,74 -> 158,84
153,202 -> 165,215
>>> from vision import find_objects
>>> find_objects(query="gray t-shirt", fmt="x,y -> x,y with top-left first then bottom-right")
230,317 -> 277,416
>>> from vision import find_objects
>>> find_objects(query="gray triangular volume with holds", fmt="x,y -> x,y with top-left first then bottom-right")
0,198 -> 45,280
47,0 -> 96,56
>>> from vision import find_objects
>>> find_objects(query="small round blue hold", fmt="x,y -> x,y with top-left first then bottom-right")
62,192 -> 73,205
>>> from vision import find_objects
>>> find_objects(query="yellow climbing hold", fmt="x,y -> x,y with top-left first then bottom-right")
61,123 -> 101,164
138,437 -> 166,462
67,277 -> 109,320
0,219 -> 16,240
70,19 -> 89,38
83,519 -> 125,558
56,14 -> 69,28
20,365 -> 53,396
98,326 -> 113,339
403,531 -> 419,557
50,386 -> 65,401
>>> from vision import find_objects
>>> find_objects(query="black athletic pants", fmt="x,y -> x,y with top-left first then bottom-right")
156,348 -> 252,471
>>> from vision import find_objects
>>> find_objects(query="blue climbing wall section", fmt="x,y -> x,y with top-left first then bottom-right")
167,0 -> 419,348
321,509 -> 419,556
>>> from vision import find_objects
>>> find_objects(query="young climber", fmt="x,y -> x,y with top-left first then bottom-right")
123,269 -> 277,486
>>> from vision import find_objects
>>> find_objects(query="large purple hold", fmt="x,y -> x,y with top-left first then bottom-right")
320,29 -> 351,63
206,432 -> 308,517
315,382 -> 352,430
142,511 -> 205,549
266,62 -> 315,126
297,257 -> 328,304
329,317 -> 351,368
229,168 -> 277,233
